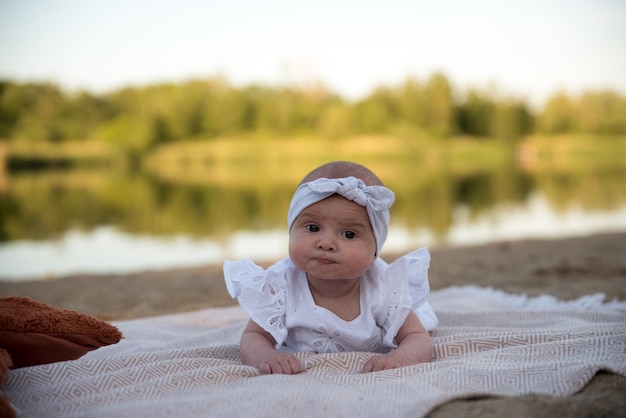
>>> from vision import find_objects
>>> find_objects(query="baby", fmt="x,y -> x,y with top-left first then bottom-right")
224,161 -> 438,374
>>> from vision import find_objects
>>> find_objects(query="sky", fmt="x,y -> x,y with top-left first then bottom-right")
1,0 -> 625,107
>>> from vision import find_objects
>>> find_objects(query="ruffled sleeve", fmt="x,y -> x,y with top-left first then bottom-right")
375,248 -> 438,347
223,259 -> 290,348
405,248 -> 438,332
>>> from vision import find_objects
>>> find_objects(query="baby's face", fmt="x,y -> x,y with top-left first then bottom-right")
288,194 -> 377,282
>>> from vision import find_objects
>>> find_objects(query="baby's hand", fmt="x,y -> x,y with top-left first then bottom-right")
259,353 -> 304,375
362,354 -> 403,373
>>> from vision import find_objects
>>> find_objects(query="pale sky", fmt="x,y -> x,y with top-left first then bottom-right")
1,0 -> 625,107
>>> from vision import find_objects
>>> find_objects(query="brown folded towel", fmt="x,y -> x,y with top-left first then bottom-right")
0,296 -> 122,369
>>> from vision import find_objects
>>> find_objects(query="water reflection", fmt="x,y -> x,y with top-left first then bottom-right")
1,192 -> 625,280
1,159 -> 625,280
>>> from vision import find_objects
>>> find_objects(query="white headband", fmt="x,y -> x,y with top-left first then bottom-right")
287,176 -> 395,255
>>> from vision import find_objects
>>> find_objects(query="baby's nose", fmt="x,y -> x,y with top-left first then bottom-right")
317,233 -> 337,251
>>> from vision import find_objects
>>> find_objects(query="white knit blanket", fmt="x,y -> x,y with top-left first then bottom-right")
5,286 -> 626,418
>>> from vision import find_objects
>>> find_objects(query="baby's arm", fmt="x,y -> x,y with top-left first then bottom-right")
239,319 -> 304,375
362,311 -> 432,373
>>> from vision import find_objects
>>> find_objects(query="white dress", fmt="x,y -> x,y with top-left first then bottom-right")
223,247 -> 438,354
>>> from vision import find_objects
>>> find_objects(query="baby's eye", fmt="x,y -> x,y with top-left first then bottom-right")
342,231 -> 357,239
305,224 -> 320,232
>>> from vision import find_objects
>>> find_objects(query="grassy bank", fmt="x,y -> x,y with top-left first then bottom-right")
517,135 -> 626,171
142,135 -> 626,186
3,135 -> 624,182
142,136 -> 515,186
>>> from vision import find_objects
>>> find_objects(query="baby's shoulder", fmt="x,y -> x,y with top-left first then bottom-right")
224,257 -> 299,298
362,248 -> 431,290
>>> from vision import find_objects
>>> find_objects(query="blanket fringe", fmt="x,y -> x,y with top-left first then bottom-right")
430,285 -> 626,313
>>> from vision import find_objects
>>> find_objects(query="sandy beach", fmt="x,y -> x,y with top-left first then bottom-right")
1,231 -> 625,417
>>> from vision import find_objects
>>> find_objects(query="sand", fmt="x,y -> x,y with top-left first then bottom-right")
1,231 -> 625,417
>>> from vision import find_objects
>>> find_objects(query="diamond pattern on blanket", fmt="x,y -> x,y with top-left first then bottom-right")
4,307 -> 626,418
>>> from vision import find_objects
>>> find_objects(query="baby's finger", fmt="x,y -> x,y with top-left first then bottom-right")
288,357 -> 304,374
259,361 -> 276,375
363,356 -> 399,373
362,356 -> 381,373
278,356 -> 303,374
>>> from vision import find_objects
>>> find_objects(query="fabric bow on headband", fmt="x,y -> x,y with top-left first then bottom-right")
287,176 -> 395,255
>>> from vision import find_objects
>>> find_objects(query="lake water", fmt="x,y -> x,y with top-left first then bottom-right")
2,193 -> 625,281
1,157 -> 625,281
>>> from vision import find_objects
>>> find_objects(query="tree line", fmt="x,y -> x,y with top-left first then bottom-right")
1,73 -> 625,156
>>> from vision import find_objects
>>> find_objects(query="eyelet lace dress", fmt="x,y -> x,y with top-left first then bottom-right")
224,248 -> 437,354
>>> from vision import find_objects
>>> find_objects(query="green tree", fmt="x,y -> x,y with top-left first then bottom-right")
354,86 -> 397,134
538,91 -> 578,134
396,77 -> 427,134
317,100 -> 353,139
0,81 -> 26,139
577,91 -> 626,135
64,91 -> 109,141
98,87 -> 159,155
457,89 -> 495,137
422,73 -> 456,138
490,98 -> 533,141
9,83 -> 69,142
